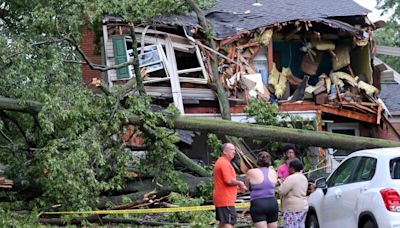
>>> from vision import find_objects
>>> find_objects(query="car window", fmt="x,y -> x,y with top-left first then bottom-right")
390,157 -> 400,179
352,157 -> 377,182
327,157 -> 358,187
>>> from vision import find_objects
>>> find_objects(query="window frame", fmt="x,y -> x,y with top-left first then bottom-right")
327,156 -> 360,188
351,156 -> 377,183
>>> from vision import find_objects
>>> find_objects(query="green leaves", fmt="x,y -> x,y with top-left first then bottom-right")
374,21 -> 400,73
0,0 -> 215,217
377,0 -> 400,21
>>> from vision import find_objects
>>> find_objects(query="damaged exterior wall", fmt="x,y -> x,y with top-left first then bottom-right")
80,0 -> 395,170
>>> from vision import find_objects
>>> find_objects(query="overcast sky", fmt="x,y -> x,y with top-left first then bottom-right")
353,0 -> 390,22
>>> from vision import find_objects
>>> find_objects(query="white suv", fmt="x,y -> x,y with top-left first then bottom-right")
306,147 -> 400,228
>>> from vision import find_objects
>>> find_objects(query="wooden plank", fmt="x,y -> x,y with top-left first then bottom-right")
125,35 -> 193,53
267,41 -> 273,73
145,86 -> 216,100
177,67 -> 203,74
178,77 -> 207,84
279,101 -> 377,124
320,104 -> 377,124
165,36 -> 184,114
195,45 -> 209,81
0,185 -> 12,188
377,103 -> 382,124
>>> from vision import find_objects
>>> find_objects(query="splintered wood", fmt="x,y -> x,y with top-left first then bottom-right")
0,176 -> 13,189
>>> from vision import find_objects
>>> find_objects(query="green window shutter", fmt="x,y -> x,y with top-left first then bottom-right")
112,36 -> 129,79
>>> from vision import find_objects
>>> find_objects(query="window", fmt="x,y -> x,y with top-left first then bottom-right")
127,44 -> 166,78
327,157 -> 358,187
352,157 -> 377,182
390,157 -> 400,179
327,123 -> 359,158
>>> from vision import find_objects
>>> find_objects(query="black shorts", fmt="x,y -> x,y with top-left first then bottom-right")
250,197 -> 279,223
215,206 -> 237,225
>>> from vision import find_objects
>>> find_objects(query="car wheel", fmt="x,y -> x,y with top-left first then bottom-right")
362,220 -> 377,228
307,213 -> 319,228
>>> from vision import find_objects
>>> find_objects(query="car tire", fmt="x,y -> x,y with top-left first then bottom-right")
306,213 -> 319,228
362,220 -> 377,228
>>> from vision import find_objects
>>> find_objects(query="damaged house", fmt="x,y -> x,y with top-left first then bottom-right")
81,0 -> 399,169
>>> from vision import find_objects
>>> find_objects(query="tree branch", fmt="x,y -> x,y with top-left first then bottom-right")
0,110 -> 29,147
63,37 -> 135,72
0,129 -> 13,144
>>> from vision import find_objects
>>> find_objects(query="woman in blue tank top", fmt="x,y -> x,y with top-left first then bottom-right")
245,151 -> 279,228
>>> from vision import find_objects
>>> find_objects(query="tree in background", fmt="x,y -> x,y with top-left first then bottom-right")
375,0 -> 400,72
377,0 -> 399,21
374,22 -> 400,72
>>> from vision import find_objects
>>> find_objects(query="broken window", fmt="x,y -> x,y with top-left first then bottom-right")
175,48 -> 206,80
126,44 -> 167,78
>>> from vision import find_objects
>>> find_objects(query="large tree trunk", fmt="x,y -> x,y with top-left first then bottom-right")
175,149 -> 211,176
169,117 -> 400,151
126,116 -> 400,151
2,97 -> 399,151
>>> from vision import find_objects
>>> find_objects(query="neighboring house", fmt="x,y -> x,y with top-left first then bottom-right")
80,0 -> 395,167
377,59 -> 400,140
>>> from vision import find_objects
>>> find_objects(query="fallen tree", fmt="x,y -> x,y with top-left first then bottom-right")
168,117 -> 400,151
2,96 -> 399,152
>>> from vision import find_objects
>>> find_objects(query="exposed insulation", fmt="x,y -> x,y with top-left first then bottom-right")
332,46 -> 350,71
330,72 -> 356,86
312,40 -> 335,50
260,29 -> 273,46
275,67 -> 291,98
329,72 -> 344,88
358,81 -> 379,96
269,63 -> 280,90
325,77 -> 331,94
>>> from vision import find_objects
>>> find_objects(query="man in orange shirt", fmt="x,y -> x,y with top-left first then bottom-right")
213,143 -> 247,227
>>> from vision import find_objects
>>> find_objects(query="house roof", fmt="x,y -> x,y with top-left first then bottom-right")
380,82 -> 400,113
207,0 -> 369,34
150,0 -> 370,38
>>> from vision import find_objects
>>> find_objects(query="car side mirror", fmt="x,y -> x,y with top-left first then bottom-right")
315,177 -> 328,195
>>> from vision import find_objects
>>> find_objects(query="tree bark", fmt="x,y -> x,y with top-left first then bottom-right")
0,97 -> 43,113
175,149 -> 211,177
169,117 -> 400,151
129,24 -> 146,96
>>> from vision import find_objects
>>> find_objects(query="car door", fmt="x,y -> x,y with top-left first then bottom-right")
319,157 -> 359,227
338,156 -> 377,227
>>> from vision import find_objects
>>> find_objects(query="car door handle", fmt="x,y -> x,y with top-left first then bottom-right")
360,186 -> 368,192
335,189 -> 342,199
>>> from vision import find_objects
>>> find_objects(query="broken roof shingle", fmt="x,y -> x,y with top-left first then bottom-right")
105,0 -> 370,39
208,0 -> 370,37
151,0 -> 370,38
